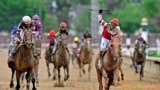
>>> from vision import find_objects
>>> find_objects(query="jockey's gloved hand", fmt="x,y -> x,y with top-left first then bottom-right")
99,9 -> 103,14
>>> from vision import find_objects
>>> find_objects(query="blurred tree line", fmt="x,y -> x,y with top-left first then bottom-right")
0,0 -> 91,33
99,0 -> 160,33
0,0 -> 46,32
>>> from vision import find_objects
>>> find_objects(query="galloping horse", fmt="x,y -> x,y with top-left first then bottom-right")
8,29 -> 37,90
44,37 -> 57,80
54,34 -> 70,85
95,36 -> 121,90
132,40 -> 146,80
77,38 -> 92,79
33,37 -> 42,86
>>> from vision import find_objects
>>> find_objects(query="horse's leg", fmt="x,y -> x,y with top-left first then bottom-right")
64,65 -> 69,81
88,61 -> 92,80
79,62 -> 82,77
15,71 -> 21,90
112,69 -> 119,90
31,73 -> 37,90
106,77 -> 113,90
57,67 -> 61,85
26,69 -> 34,90
53,65 -> 57,80
82,64 -> 86,75
10,68 -> 15,88
119,58 -> 124,81
46,60 -> 51,77
140,61 -> 145,80
96,69 -> 103,90
133,58 -> 138,73
35,63 -> 39,86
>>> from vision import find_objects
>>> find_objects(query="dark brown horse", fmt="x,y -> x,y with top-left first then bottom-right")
44,37 -> 57,80
132,40 -> 146,80
77,38 -> 92,79
95,36 -> 121,90
54,34 -> 70,85
8,29 -> 37,90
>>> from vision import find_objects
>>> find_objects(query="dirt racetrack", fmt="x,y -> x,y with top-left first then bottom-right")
0,48 -> 160,90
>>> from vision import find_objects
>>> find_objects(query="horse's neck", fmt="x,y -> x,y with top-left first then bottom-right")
19,45 -> 32,57
104,50 -> 113,62
57,44 -> 67,54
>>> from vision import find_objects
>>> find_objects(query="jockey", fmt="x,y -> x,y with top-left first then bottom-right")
135,36 -> 148,48
32,14 -> 42,39
8,16 -> 37,61
97,9 -> 123,69
44,30 -> 57,59
73,36 -> 81,48
52,22 -> 71,55
82,27 -> 92,45
10,25 -> 18,44
8,25 -> 18,58
49,29 -> 57,46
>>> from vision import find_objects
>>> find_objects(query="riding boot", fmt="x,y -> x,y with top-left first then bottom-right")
8,41 -> 20,61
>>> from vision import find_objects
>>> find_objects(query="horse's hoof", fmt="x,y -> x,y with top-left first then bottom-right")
48,73 -> 51,77
32,87 -> 37,90
53,76 -> 56,80
10,83 -> 14,88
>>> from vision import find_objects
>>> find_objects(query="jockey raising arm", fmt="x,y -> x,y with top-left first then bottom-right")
32,14 -> 42,39
97,9 -> 123,69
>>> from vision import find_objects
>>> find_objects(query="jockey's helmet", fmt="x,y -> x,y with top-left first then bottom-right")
74,36 -> 79,42
22,16 -> 31,24
50,30 -> 56,37
111,18 -> 119,25
32,14 -> 40,20
60,22 -> 67,27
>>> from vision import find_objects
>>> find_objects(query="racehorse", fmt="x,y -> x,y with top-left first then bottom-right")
44,37 -> 57,80
8,29 -> 37,90
54,34 -> 70,85
131,40 -> 146,80
77,38 -> 92,79
33,37 -> 42,86
95,36 -> 121,90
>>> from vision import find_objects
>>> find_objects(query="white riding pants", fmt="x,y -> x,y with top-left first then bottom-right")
100,36 -> 110,51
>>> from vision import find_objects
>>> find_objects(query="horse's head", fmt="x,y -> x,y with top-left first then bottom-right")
109,36 -> 121,60
137,41 -> 145,54
59,34 -> 68,48
23,29 -> 33,48
84,38 -> 91,50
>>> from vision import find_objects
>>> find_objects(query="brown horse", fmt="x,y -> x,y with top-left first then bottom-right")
77,38 -> 92,79
95,36 -> 121,90
44,37 -> 57,80
8,29 -> 37,90
54,34 -> 70,85
132,40 -> 146,80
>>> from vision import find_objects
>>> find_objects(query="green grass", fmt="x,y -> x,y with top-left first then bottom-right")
148,50 -> 160,57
